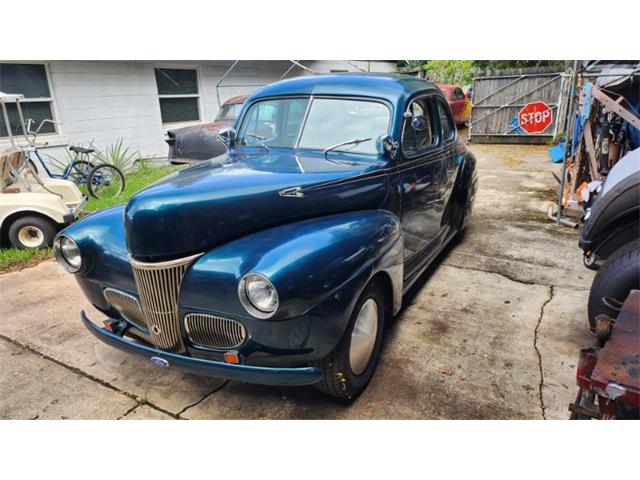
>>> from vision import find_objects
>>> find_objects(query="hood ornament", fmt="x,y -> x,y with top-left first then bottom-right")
279,186 -> 305,198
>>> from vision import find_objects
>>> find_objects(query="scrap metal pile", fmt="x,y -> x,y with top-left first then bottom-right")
552,61 -> 640,225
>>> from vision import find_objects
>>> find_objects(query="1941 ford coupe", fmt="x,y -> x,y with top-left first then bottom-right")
55,74 -> 477,400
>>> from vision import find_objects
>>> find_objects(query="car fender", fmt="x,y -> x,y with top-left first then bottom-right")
180,210 -> 404,322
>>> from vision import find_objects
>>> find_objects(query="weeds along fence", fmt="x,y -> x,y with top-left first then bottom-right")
469,70 -> 571,144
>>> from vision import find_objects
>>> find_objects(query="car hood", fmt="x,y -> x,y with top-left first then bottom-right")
125,150 -> 390,260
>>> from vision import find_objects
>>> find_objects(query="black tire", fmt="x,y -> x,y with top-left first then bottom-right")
8,215 -> 57,249
87,164 -> 125,199
587,240 -> 640,329
313,280 -> 386,401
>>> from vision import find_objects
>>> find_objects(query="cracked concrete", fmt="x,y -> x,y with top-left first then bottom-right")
0,142 -> 594,419
534,285 -> 554,419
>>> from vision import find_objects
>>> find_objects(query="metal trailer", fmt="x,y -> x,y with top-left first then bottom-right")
569,290 -> 640,420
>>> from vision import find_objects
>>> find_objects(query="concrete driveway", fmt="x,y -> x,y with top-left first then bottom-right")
0,143 -> 594,419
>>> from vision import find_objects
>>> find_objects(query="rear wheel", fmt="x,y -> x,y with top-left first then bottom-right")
587,240 -> 640,329
87,164 -> 125,199
8,215 -> 57,249
69,160 -> 94,184
313,280 -> 386,401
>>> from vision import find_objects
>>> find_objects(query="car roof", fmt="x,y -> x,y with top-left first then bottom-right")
224,95 -> 249,105
247,73 -> 440,105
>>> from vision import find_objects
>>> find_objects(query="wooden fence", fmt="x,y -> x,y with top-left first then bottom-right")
469,72 -> 570,144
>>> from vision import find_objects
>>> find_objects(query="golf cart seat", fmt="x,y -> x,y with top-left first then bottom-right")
69,145 -> 94,155
1,147 -> 26,192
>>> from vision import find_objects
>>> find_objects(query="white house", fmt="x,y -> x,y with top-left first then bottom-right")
0,60 -> 399,164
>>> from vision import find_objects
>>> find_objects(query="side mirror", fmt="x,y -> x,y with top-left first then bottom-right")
378,134 -> 399,158
217,127 -> 237,147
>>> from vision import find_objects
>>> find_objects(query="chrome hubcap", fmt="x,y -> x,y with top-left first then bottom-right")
349,298 -> 378,376
18,226 -> 44,248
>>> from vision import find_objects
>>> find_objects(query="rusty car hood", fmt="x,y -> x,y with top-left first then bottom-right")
124,149 -> 390,260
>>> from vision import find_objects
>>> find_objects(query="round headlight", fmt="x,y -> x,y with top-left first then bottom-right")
55,236 -> 82,272
238,273 -> 279,318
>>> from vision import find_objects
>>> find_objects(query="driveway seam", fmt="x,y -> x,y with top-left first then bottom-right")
534,285 -> 554,420
443,262 -> 550,287
0,333 -> 179,420
177,380 -> 230,417
117,404 -> 140,420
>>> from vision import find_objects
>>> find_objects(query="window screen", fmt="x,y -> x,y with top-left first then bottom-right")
0,63 -> 56,138
155,68 -> 200,124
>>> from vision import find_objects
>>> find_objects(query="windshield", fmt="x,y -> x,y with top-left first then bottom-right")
215,102 -> 243,121
237,97 -> 390,155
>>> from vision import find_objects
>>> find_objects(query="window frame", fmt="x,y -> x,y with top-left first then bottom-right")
400,94 -> 441,160
154,66 -> 202,127
0,61 -> 61,141
435,97 -> 457,144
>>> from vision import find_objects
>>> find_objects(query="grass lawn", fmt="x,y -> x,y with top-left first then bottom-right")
0,165 -> 183,274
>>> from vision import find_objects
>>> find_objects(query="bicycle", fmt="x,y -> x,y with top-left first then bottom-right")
23,119 -> 126,199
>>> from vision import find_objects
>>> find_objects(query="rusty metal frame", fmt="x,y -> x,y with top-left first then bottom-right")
554,77 -> 640,224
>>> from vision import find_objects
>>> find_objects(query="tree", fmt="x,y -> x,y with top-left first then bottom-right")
422,60 -> 475,84
409,60 -> 567,84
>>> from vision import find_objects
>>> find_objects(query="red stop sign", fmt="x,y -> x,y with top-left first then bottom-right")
518,101 -> 553,134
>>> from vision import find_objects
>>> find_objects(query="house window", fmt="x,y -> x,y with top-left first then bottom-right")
0,63 -> 56,138
154,68 -> 200,124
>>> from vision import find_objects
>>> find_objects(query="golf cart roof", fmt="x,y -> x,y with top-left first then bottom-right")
0,92 -> 25,102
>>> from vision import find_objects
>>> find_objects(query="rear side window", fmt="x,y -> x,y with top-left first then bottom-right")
437,100 -> 455,142
401,98 -> 437,156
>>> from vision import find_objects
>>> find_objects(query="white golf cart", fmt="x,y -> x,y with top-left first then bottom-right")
1,92 -> 85,249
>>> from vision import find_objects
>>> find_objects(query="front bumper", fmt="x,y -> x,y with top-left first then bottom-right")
82,311 -> 323,386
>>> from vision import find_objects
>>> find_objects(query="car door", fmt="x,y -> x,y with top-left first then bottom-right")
398,95 -> 448,279
435,96 -> 461,234
450,87 -> 468,125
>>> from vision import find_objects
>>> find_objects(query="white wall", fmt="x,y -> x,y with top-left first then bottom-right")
1,60 -> 398,164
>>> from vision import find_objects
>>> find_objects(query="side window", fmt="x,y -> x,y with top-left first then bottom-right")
402,98 -> 437,156
454,88 -> 465,100
437,100 -> 455,142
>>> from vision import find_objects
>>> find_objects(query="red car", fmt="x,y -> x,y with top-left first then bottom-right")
437,84 -> 470,126
166,95 -> 248,164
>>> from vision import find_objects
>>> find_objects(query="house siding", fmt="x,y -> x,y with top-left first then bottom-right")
1,60 -> 398,164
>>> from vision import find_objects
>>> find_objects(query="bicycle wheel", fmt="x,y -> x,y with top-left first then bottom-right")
87,164 -> 125,199
69,160 -> 94,184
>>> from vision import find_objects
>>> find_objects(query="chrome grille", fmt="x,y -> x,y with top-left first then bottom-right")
103,288 -> 147,329
185,313 -> 246,350
130,253 -> 202,352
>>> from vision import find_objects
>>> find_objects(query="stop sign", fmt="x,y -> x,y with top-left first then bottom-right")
518,101 -> 553,134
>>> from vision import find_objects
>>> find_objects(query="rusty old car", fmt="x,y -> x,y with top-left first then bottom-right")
55,74 -> 477,400
165,95 -> 248,164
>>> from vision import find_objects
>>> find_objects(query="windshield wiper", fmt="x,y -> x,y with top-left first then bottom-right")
245,132 -> 270,153
323,137 -> 371,158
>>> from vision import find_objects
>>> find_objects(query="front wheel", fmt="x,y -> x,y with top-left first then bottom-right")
8,215 -> 57,249
313,280 -> 386,401
87,164 -> 125,199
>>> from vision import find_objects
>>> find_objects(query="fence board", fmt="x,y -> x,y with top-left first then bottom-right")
470,73 -> 568,144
